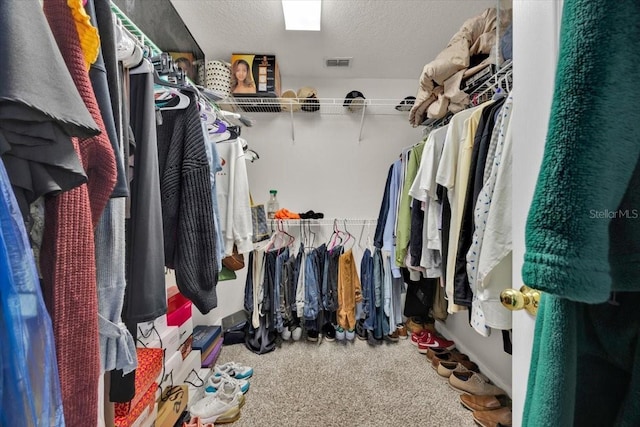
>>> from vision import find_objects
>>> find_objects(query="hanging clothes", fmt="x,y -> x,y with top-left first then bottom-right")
215,138 -> 253,256
155,91 -> 219,313
467,94 -> 513,336
0,160 -> 65,427
41,0 -> 118,424
435,103 -> 485,313
122,59 -> 167,323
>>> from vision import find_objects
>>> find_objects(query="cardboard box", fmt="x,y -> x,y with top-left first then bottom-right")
188,368 -> 214,408
202,336 -> 224,368
230,53 -> 281,96
192,325 -> 222,352
179,334 -> 193,361
176,349 -> 202,385
115,381 -> 158,427
136,314 -> 168,339
177,317 -> 194,346
137,325 -> 180,357
157,350 -> 183,391
131,402 -> 157,427
156,385 -> 188,427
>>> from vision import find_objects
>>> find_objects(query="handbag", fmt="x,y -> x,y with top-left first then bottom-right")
251,194 -> 270,243
205,60 -> 232,98
222,244 -> 244,271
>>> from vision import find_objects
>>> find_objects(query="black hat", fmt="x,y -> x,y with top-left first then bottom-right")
343,90 -> 366,112
395,96 -> 416,112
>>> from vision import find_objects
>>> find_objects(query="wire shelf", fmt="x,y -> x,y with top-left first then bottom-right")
218,97 -> 410,116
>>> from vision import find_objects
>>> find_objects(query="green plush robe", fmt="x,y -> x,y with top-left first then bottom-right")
522,0 -> 640,425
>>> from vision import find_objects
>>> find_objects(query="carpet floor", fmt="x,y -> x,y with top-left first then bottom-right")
213,337 -> 478,427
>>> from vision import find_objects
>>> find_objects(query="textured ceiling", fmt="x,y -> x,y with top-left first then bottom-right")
171,0 -> 500,80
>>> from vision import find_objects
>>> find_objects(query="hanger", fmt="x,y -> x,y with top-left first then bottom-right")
342,219 -> 355,250
267,220 -> 295,251
155,87 -> 191,110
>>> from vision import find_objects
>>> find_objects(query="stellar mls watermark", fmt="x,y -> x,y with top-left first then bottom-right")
589,209 -> 639,219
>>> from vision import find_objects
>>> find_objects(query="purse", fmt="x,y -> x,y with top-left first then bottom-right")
251,194 -> 270,243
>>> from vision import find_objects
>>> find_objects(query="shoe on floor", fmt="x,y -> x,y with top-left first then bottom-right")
322,323 -> 336,342
292,326 -> 302,341
472,406 -> 512,427
417,334 -> 456,353
184,416 -> 215,427
449,371 -> 506,396
190,385 -> 244,424
396,324 -> 408,339
355,319 -> 368,340
345,328 -> 356,341
425,347 -> 450,361
436,360 -> 479,378
307,329 -> 319,342
205,372 -> 250,395
410,330 -> 431,346
431,351 -> 471,370
214,362 -> 253,379
385,330 -> 399,342
281,328 -> 292,341
460,394 -> 511,412
405,317 -> 425,333
335,326 -> 346,341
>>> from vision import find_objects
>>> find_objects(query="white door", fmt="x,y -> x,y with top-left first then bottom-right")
511,1 -> 564,426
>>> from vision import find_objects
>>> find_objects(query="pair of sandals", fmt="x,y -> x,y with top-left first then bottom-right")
298,210 -> 324,219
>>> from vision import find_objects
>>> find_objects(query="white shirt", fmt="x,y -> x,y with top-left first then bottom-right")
215,138 -> 253,256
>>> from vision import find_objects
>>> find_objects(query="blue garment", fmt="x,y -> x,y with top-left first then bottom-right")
273,247 -> 289,332
372,248 -> 389,339
361,249 -> 376,331
383,159 -> 403,278
374,165 -> 394,249
0,161 -> 65,426
203,124 -> 225,271
303,248 -> 320,321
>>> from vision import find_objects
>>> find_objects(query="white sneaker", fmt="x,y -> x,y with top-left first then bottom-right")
281,328 -> 292,341
190,387 -> 243,424
214,362 -> 253,379
205,372 -> 250,395
291,326 -> 302,341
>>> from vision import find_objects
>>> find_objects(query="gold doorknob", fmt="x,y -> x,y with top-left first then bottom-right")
500,285 -> 541,315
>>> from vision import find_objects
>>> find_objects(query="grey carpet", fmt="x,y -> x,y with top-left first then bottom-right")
214,338 -> 478,427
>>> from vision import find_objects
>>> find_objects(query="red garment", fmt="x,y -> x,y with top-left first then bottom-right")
41,0 -> 116,425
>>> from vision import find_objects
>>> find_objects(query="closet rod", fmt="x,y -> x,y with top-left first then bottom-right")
269,219 -> 378,226
110,1 -> 163,57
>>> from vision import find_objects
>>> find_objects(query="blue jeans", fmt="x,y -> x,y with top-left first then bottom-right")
361,248 -> 375,331
303,249 -> 320,321
273,247 -> 289,333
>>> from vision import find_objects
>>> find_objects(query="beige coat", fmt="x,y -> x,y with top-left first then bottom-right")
409,8 -> 512,127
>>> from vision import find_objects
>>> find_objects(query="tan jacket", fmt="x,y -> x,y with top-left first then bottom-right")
409,8 -> 512,126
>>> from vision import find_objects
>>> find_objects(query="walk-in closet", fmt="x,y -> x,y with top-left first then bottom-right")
3,1 -> 638,426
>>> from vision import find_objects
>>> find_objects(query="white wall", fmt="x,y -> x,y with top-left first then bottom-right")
511,1 -> 563,425
177,75 -> 514,394
189,77 -> 424,326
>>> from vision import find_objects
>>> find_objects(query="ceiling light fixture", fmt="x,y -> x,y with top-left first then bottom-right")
282,0 -> 321,31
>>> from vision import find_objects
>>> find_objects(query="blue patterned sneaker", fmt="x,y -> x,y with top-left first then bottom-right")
214,362 -> 253,379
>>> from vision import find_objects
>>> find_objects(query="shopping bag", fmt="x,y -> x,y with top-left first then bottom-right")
251,194 -> 269,243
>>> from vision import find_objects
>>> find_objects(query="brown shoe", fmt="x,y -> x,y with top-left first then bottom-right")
405,318 -> 425,333
431,350 -> 471,370
448,371 -> 506,396
472,406 -> 512,427
425,347 -> 449,361
460,394 -> 510,412
436,360 -> 479,378
397,324 -> 408,339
